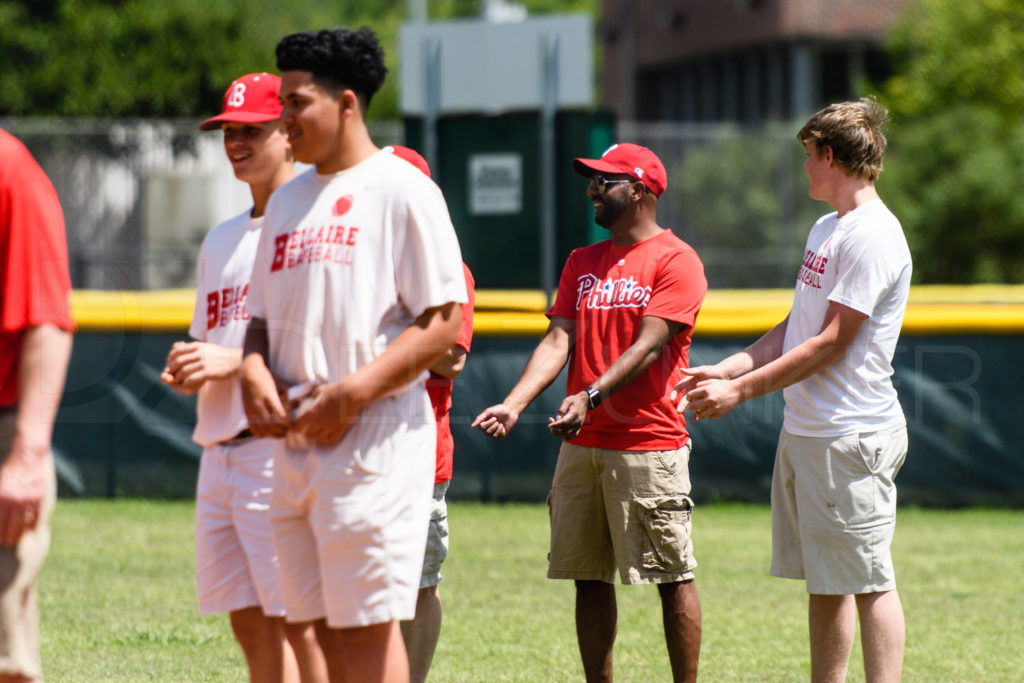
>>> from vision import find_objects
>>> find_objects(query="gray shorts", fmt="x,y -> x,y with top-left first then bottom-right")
419,480 -> 450,589
547,441 -> 696,585
771,426 -> 908,595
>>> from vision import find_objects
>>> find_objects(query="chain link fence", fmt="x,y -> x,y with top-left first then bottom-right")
4,117 -> 402,290
621,120 -> 823,289
7,117 -> 819,290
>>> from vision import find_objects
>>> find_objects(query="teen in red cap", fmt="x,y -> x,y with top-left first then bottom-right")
198,72 -> 287,131
384,144 -> 476,683
163,73 -> 329,682
474,142 -> 707,682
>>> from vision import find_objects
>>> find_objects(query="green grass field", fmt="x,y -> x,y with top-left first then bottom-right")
40,500 -> 1024,682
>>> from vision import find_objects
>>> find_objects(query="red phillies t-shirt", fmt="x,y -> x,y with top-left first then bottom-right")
547,229 -> 706,451
425,263 -> 475,483
0,129 -> 75,408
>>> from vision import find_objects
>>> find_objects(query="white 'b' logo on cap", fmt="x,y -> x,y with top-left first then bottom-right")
228,83 -> 246,108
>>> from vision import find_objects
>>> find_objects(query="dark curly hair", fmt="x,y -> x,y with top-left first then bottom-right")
276,27 -> 388,108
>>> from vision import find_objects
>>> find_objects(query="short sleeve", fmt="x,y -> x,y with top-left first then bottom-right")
457,264 -> 475,352
828,220 -> 905,317
546,249 -> 580,320
393,176 -> 467,317
0,150 -> 73,333
246,214 -> 271,321
188,244 -> 208,340
644,246 -> 707,329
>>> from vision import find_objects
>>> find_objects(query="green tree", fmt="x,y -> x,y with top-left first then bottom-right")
0,0 -> 595,120
0,0 -> 269,117
671,125 -> 822,289
880,0 -> 1024,283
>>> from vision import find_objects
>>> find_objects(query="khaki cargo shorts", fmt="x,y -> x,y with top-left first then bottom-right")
547,441 -> 696,585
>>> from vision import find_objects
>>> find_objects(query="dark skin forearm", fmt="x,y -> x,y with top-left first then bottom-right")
589,316 -> 684,400
471,317 -> 574,440
548,315 -> 683,440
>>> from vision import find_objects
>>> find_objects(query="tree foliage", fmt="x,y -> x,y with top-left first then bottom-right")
0,0 -> 595,120
879,0 -> 1024,282
671,126 -> 823,288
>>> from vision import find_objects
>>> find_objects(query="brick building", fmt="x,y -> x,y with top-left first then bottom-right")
599,0 -> 914,122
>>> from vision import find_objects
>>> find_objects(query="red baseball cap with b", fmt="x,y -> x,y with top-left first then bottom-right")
573,143 -> 668,197
199,72 -> 283,131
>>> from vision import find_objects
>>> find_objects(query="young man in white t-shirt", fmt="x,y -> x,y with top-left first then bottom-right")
162,73 -> 328,682
672,98 -> 912,682
239,29 -> 466,683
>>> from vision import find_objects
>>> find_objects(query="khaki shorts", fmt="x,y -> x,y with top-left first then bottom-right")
419,480 -> 450,589
0,411 -> 56,680
771,426 -> 908,595
547,441 -> 696,585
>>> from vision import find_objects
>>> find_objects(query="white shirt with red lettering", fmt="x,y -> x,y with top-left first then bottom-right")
189,209 -> 260,447
782,199 -> 912,436
247,150 -> 467,435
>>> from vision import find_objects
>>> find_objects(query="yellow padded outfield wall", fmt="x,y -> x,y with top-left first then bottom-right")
72,284 -> 1024,336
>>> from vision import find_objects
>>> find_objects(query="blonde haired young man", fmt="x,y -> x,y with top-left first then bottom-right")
675,98 -> 911,682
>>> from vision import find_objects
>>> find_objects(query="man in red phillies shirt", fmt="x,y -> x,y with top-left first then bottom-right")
473,143 -> 707,682
384,145 -> 477,683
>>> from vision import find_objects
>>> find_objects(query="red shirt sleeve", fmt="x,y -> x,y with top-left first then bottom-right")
547,249 -> 579,320
643,245 -> 706,330
0,134 -> 74,333
457,263 -> 475,352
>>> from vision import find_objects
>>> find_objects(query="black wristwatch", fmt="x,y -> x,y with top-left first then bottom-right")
585,386 -> 602,410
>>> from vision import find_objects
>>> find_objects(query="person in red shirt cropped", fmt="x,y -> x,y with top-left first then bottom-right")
473,143 -> 707,683
385,144 -> 476,683
0,128 -> 75,683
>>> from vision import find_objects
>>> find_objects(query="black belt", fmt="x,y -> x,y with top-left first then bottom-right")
220,429 -> 255,444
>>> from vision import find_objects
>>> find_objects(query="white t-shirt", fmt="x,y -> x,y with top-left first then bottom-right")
189,209 -> 261,447
247,150 -> 467,437
782,199 -> 912,436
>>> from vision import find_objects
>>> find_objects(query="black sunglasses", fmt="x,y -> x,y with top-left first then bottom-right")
588,174 -> 637,194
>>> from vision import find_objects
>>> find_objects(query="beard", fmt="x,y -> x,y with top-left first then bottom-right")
594,192 -> 629,228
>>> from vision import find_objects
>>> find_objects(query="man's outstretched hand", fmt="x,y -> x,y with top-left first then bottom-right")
472,404 -> 520,441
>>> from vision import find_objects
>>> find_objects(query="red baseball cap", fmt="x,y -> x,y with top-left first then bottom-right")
199,72 -> 283,131
573,143 -> 667,197
384,144 -> 432,178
